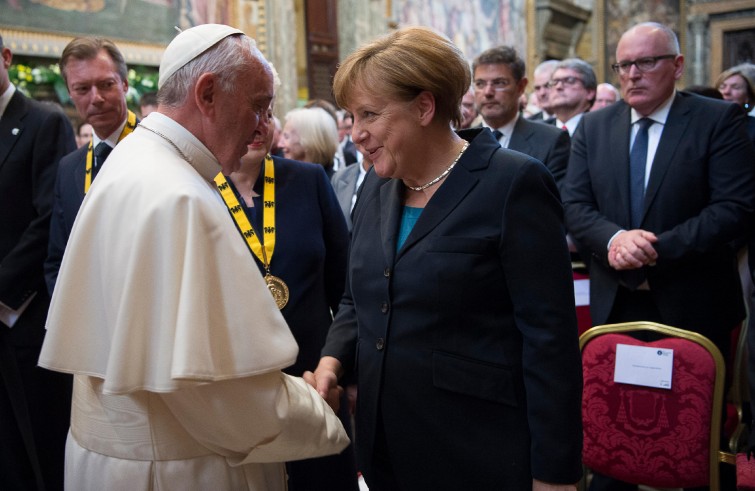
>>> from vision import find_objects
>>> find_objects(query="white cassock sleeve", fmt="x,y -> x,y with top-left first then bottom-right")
160,372 -> 350,465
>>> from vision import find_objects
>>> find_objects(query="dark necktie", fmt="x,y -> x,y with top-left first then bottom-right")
629,118 -> 653,229
93,142 -> 112,180
492,129 -> 503,141
623,118 -> 653,290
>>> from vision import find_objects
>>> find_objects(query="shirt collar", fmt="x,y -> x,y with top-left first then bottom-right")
556,112 -> 584,135
0,84 -> 17,120
483,113 -> 519,140
92,116 -> 129,149
631,90 -> 676,126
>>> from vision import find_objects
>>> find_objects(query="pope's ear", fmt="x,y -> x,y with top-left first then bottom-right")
415,90 -> 436,126
194,73 -> 217,116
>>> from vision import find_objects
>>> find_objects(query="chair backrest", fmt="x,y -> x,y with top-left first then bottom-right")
580,322 -> 727,490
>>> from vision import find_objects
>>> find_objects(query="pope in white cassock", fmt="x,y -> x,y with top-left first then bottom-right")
39,24 -> 349,490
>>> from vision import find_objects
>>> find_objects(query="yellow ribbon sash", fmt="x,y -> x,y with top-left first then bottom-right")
84,110 -> 137,193
214,155 -> 276,270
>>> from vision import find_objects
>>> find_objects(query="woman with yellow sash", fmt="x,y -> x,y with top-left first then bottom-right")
215,110 -> 357,491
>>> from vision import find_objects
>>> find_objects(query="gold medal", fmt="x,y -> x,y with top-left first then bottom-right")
265,274 -> 289,309
216,157 -> 290,310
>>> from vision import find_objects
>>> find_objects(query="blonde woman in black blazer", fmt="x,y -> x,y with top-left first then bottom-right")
306,26 -> 583,491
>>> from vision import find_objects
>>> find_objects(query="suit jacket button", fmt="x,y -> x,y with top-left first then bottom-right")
383,268 -> 391,277
376,338 -> 385,350
380,302 -> 389,314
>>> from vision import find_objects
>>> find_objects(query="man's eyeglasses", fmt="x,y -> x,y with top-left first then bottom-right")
473,78 -> 514,92
545,76 -> 583,89
611,54 -> 676,75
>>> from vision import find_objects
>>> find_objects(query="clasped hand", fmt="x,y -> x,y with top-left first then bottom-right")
608,229 -> 658,270
303,356 -> 344,412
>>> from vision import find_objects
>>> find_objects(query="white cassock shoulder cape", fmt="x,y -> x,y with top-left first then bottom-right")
39,113 -> 348,490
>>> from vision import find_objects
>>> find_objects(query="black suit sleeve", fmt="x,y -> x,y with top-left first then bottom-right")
0,104 -> 74,309
316,165 -> 349,315
562,118 -> 623,266
545,127 -> 570,192
45,156 -> 72,295
654,104 -> 755,263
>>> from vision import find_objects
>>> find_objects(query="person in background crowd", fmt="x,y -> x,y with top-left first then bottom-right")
548,58 -> 597,136
306,25 -> 582,491
593,82 -> 620,110
562,23 -> 755,489
529,59 -> 559,122
457,86 -> 477,129
270,113 -> 284,156
45,37 -> 138,294
279,106 -> 339,178
715,63 -> 755,144
331,149 -> 373,232
0,31 -> 76,491
716,63 -> 755,115
336,109 -> 360,167
219,102 -> 356,491
472,45 -> 571,189
305,98 -> 338,122
75,121 -> 93,147
139,91 -> 158,117
39,24 -> 348,491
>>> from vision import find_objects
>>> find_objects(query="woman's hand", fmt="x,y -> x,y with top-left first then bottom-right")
303,356 -> 344,411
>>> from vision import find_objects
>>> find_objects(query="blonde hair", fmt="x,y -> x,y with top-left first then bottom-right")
715,63 -> 755,108
332,26 -> 470,127
284,107 -> 338,168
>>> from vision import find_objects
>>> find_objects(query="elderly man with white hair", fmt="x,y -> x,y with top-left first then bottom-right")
39,24 -> 349,491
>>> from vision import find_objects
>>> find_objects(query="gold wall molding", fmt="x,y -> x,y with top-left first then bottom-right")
2,28 -> 163,65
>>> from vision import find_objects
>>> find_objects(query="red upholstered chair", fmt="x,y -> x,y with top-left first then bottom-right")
580,322 -> 736,490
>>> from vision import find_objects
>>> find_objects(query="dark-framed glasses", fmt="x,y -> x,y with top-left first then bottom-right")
611,54 -> 677,75
545,76 -> 583,89
473,78 -> 514,92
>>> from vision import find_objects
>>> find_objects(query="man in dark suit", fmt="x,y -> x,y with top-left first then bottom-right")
331,154 -> 371,232
45,37 -> 136,293
529,59 -> 559,122
548,58 -> 597,136
472,45 -> 570,189
563,23 -> 755,490
336,109 -> 359,169
0,33 -> 76,491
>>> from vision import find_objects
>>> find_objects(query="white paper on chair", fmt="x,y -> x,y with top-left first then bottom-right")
573,279 -> 589,307
613,343 -> 673,389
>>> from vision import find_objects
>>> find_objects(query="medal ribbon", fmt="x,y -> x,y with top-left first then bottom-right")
214,155 -> 276,272
84,110 -> 137,193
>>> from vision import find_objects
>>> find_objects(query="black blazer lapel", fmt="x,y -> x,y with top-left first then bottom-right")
0,92 -> 27,174
643,93 -> 691,221
396,146 -> 485,258
380,178 -> 403,267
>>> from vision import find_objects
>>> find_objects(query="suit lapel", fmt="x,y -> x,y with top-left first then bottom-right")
396,148 -> 482,259
380,178 -> 402,267
75,146 -> 88,200
642,93 -> 690,221
0,92 -> 27,175
508,117 -> 532,154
